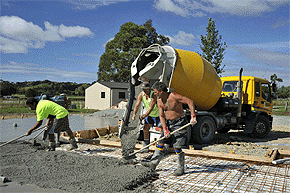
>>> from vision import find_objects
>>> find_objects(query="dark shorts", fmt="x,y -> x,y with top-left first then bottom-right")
159,115 -> 191,149
47,115 -> 70,134
145,116 -> 160,126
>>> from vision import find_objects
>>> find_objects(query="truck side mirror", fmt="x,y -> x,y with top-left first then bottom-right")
272,83 -> 277,93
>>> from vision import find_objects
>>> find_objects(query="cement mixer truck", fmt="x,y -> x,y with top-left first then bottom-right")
119,44 -> 277,144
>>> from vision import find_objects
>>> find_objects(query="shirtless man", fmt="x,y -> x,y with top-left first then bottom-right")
141,81 -> 197,176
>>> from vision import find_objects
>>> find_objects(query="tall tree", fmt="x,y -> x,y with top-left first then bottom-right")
270,74 -> 283,85
97,20 -> 170,82
200,18 -> 226,74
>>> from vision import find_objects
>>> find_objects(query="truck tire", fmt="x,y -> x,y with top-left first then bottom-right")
250,115 -> 270,138
192,116 -> 216,144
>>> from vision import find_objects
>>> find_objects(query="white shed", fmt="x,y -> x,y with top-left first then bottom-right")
85,82 -> 129,110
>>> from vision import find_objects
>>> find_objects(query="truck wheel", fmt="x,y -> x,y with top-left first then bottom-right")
251,115 -> 270,138
192,116 -> 216,144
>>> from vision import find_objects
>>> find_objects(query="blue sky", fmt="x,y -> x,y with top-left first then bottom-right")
1,0 -> 289,86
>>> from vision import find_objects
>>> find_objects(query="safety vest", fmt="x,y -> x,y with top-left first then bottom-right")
142,91 -> 159,117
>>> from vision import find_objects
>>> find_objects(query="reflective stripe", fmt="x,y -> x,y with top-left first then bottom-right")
156,143 -> 164,151
175,149 -> 183,154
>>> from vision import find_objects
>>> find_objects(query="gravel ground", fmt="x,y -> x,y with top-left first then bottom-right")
201,115 -> 290,157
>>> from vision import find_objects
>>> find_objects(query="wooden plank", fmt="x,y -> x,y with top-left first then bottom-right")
278,150 -> 290,156
182,149 -> 272,163
61,136 -> 277,163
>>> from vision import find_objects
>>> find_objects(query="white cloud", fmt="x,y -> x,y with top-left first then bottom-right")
154,0 -> 207,17
1,61 -> 97,82
0,16 -> 94,54
154,0 -> 289,17
66,0 -> 132,9
102,37 -> 114,47
167,31 -> 197,46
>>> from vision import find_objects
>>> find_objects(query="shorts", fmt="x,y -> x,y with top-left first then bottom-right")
145,116 -> 160,126
158,114 -> 191,149
47,115 -> 70,134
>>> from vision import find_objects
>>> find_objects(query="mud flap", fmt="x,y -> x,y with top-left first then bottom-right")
244,113 -> 257,134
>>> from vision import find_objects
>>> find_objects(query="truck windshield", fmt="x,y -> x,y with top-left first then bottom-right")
222,81 -> 243,92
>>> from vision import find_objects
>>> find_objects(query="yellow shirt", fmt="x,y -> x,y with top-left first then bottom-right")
36,100 -> 68,121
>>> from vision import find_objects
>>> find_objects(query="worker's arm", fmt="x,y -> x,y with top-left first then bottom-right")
172,92 -> 197,125
27,120 -> 43,135
157,99 -> 170,138
140,94 -> 157,120
132,92 -> 143,120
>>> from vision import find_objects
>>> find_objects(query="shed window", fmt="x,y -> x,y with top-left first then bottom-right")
101,92 -> 105,98
119,92 -> 125,99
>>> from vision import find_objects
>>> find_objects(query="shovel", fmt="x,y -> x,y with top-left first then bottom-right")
0,125 -> 47,147
32,126 -> 47,146
124,122 -> 192,159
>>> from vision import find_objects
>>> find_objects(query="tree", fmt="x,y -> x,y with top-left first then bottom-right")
276,86 -> 290,99
0,80 -> 16,96
200,18 -> 227,74
97,20 -> 170,82
270,74 -> 283,85
25,88 -> 36,97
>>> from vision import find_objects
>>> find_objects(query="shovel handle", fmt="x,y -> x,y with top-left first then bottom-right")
33,126 -> 47,140
128,122 -> 192,157
0,125 -> 47,147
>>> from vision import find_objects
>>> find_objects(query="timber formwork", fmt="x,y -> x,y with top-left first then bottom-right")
59,144 -> 289,193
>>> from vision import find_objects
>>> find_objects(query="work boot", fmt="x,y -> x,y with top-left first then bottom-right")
56,141 -> 61,147
173,152 -> 185,176
140,140 -> 150,153
47,142 -> 56,151
68,138 -> 78,150
141,148 -> 164,170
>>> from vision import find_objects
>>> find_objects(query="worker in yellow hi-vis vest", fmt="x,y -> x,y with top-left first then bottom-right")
132,82 -> 160,153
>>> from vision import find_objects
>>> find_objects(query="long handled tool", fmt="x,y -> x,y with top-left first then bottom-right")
126,122 -> 192,159
0,125 -> 47,147
32,126 -> 48,146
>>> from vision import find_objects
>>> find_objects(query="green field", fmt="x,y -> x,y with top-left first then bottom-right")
0,96 -> 98,115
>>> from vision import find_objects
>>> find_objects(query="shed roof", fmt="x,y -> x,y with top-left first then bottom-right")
98,82 -> 129,89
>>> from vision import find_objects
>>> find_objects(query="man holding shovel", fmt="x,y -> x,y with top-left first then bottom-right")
26,98 -> 78,151
141,82 -> 197,176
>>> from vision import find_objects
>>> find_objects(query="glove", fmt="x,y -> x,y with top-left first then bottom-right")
190,114 -> 197,126
163,127 -> 170,138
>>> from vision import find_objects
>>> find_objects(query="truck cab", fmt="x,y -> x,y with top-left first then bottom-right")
221,76 -> 273,115
220,76 -> 274,138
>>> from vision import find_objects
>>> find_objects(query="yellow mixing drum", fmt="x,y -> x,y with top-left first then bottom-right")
131,44 -> 222,110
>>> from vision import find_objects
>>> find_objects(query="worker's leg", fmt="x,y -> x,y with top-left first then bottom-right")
55,131 -> 61,147
47,126 -> 56,151
141,123 -> 151,153
55,115 -> 78,150
141,143 -> 165,170
170,115 -> 189,176
173,148 -> 185,176
65,128 -> 78,150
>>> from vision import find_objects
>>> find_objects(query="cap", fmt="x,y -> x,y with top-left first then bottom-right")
141,82 -> 150,89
